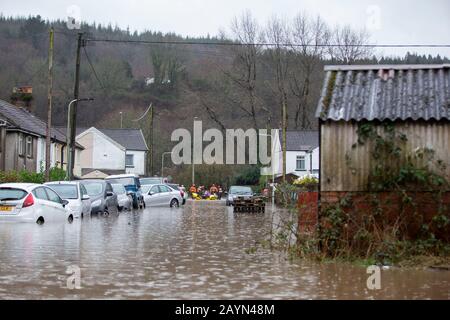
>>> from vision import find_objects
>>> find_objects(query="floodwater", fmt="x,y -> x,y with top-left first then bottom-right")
0,200 -> 448,299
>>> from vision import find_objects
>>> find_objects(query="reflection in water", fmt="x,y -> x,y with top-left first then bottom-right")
0,201 -> 448,299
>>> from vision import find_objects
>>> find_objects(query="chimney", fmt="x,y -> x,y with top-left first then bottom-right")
11,86 -> 33,111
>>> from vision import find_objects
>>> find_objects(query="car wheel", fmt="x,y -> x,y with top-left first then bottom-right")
36,217 -> 44,225
170,199 -> 179,208
103,210 -> 109,216
68,215 -> 74,223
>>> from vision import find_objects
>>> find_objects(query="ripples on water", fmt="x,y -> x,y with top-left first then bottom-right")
0,200 -> 448,299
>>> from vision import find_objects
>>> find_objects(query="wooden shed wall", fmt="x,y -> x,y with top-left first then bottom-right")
320,121 -> 450,192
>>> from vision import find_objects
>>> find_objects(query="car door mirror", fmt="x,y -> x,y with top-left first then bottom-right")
62,199 -> 69,207
126,191 -> 133,196
148,191 -> 154,196
106,191 -> 114,197
82,194 -> 90,200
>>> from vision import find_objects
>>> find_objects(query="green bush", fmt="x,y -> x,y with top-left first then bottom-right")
0,168 -> 67,184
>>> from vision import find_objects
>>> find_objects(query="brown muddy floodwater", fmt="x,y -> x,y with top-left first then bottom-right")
0,200 -> 448,299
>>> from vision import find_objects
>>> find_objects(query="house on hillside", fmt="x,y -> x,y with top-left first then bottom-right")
75,127 -> 148,178
273,129 -> 319,179
316,64 -> 450,196
0,98 -> 83,173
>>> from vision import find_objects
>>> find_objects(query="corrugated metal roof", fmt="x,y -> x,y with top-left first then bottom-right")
0,98 -> 67,143
278,130 -> 319,151
316,64 -> 450,121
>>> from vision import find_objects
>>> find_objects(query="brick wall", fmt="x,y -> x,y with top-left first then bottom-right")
298,190 -> 450,240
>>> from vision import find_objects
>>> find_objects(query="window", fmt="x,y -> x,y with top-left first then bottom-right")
45,187 -> 62,204
125,154 -> 134,167
33,187 -> 49,200
150,186 -> 160,194
47,184 -> 78,199
159,185 -> 171,193
18,133 -> 24,156
296,155 -> 306,171
80,184 -> 88,197
26,136 -> 33,158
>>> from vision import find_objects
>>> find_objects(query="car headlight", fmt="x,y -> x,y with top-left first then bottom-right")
91,199 -> 101,207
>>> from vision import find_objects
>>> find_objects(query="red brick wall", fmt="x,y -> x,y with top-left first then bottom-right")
298,191 -> 450,240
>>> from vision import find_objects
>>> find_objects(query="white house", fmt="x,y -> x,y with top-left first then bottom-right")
75,127 -> 148,178
273,129 -> 319,179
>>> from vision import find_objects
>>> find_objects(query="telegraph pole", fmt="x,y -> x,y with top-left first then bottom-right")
45,27 -> 54,181
148,104 -> 154,175
67,32 -> 83,180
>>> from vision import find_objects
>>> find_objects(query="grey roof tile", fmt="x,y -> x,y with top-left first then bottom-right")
278,130 -> 319,151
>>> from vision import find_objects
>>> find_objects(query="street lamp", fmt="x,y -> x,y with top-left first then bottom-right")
119,111 -> 123,129
66,98 -> 94,180
192,116 -> 198,185
161,151 -> 173,178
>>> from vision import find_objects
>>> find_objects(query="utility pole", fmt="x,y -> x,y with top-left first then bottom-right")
282,98 -> 287,182
148,104 -> 154,175
45,27 -> 54,182
67,32 -> 83,180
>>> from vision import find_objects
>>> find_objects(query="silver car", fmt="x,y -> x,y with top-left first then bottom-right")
142,184 -> 183,208
111,184 -> 132,211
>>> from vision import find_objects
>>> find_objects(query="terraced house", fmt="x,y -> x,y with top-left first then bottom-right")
0,98 -> 83,173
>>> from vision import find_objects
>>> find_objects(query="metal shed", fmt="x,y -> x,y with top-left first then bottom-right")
316,64 -> 450,192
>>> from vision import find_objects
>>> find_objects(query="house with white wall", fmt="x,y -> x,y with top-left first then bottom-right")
75,127 -> 148,178
273,129 -> 319,179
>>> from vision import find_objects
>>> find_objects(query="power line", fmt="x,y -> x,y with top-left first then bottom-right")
85,38 -> 450,48
83,46 -> 107,92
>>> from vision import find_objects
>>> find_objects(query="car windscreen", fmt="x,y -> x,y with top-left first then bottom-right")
0,188 -> 28,201
106,177 -> 135,186
48,184 -> 78,199
111,184 -> 126,194
83,182 -> 104,196
229,186 -> 253,195
140,178 -> 162,185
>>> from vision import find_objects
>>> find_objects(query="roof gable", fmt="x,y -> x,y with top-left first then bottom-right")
278,130 -> 319,151
316,64 -> 450,121
77,127 -> 126,151
76,127 -> 148,151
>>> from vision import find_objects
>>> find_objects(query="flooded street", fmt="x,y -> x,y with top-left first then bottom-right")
0,200 -> 448,299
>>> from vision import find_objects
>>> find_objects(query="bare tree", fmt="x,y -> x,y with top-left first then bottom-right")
264,15 -> 291,181
328,25 -> 372,63
290,13 -> 330,129
223,10 -> 267,130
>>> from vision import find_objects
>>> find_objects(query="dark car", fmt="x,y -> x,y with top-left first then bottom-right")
80,180 -> 118,215
105,174 -> 144,210
226,186 -> 254,206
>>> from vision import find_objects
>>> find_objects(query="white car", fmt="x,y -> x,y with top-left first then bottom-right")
45,181 -> 91,218
142,184 -> 183,208
111,183 -> 132,211
0,183 -> 73,224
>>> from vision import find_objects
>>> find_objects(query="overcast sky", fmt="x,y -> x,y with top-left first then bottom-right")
1,0 -> 449,57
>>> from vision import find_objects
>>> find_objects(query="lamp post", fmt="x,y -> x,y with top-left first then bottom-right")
192,116 -> 198,185
119,112 -> 123,129
66,98 -> 94,180
161,151 -> 172,178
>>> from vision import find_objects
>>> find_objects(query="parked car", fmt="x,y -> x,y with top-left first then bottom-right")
166,183 -> 187,205
226,186 -> 254,206
105,174 -> 144,209
45,181 -> 91,218
80,180 -> 118,215
0,183 -> 73,224
142,184 -> 183,208
140,176 -> 167,185
111,183 -> 132,211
